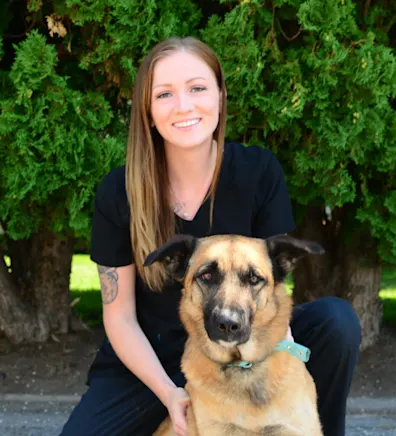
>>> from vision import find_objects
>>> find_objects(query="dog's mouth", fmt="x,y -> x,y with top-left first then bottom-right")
218,339 -> 239,349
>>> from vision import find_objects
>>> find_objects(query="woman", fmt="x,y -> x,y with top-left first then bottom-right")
60,37 -> 361,436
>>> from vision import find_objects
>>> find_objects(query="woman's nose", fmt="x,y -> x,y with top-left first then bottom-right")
175,92 -> 194,113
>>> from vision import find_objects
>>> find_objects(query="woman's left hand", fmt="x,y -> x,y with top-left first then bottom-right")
286,325 -> 294,342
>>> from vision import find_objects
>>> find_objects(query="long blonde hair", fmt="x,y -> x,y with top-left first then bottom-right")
126,37 -> 227,290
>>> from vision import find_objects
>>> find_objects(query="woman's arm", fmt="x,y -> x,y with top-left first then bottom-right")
98,264 -> 189,435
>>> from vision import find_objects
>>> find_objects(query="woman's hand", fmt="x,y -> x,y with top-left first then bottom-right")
286,325 -> 294,342
165,386 -> 190,436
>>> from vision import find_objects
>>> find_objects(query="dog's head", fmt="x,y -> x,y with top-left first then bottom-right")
144,234 -> 324,364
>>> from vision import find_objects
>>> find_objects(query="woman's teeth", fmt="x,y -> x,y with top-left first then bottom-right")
173,119 -> 200,128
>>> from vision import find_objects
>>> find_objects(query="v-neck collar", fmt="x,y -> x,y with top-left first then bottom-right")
174,145 -> 229,224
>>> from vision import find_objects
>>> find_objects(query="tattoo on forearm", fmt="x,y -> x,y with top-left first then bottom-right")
98,266 -> 119,304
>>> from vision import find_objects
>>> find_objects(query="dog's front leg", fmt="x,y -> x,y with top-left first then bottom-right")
152,406 -> 199,436
260,423 -> 324,436
152,417 -> 173,436
185,403 -> 200,436
259,424 -> 303,436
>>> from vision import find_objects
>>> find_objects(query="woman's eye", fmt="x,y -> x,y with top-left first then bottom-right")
157,92 -> 172,99
191,86 -> 206,93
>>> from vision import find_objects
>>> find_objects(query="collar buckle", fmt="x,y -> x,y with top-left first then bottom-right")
226,360 -> 253,369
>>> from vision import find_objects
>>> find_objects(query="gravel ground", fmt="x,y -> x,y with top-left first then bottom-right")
0,401 -> 73,436
1,398 -> 396,436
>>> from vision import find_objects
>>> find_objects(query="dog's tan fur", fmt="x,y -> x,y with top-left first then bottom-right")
149,235 -> 323,436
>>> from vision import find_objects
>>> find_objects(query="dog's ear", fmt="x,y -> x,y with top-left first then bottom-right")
265,235 -> 325,283
144,234 -> 198,281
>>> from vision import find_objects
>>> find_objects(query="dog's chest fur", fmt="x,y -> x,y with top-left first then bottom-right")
188,367 -> 279,430
185,357 -> 316,435
221,367 -> 272,406
190,390 -> 299,436
245,379 -> 270,406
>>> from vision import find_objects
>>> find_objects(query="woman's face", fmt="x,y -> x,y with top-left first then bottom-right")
150,51 -> 221,151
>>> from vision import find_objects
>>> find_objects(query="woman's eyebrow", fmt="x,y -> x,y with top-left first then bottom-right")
153,77 -> 208,90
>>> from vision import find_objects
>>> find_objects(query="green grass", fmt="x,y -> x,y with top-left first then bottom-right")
69,255 -> 396,327
70,254 -> 100,291
379,267 -> 396,327
70,254 -> 102,326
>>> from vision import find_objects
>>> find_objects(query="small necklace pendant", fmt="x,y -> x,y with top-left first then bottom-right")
173,203 -> 184,214
183,212 -> 189,218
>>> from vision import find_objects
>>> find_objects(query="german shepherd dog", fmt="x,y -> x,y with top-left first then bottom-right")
145,234 -> 324,436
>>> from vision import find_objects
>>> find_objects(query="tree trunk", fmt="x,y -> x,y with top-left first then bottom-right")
0,231 -> 75,343
292,205 -> 382,351
0,253 -> 38,343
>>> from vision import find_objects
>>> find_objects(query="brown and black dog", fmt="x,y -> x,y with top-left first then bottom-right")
145,234 -> 324,436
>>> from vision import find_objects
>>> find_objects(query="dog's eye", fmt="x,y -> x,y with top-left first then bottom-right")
249,274 -> 262,285
200,272 -> 212,282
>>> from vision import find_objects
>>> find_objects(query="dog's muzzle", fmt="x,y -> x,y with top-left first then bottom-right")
204,306 -> 250,346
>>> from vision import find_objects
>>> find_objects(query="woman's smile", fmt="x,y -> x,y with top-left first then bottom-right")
172,118 -> 201,130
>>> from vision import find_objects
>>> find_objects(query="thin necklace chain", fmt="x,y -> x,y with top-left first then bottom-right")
170,186 -> 189,218
169,142 -> 218,219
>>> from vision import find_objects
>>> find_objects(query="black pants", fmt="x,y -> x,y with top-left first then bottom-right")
60,297 -> 361,436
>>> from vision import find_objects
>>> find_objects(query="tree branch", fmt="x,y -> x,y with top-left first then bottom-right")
4,19 -> 36,39
276,19 -> 303,42
363,0 -> 372,19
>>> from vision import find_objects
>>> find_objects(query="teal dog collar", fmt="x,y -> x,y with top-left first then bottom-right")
274,340 -> 311,363
226,340 -> 311,369
226,361 -> 253,369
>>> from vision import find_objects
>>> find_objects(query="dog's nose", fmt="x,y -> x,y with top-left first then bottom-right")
205,307 -> 250,345
214,314 -> 241,335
